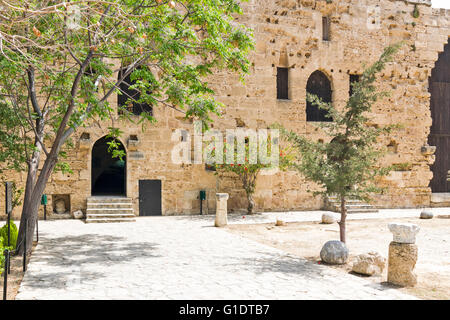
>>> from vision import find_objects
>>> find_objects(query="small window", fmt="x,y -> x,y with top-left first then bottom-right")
306,70 -> 333,122
322,16 -> 330,41
277,67 -> 289,100
349,74 -> 360,97
118,68 -> 153,116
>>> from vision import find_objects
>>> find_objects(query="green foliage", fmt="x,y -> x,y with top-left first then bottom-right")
208,135 -> 294,214
0,220 -> 18,250
0,0 -> 254,171
0,247 -> 4,275
279,44 -> 403,204
0,180 -> 24,210
391,162 -> 412,171
0,98 -> 31,174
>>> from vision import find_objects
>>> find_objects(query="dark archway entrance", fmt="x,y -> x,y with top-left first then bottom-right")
91,136 -> 126,196
306,70 -> 333,122
428,40 -> 450,193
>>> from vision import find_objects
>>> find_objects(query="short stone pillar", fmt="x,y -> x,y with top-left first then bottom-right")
214,193 -> 229,227
387,223 -> 420,287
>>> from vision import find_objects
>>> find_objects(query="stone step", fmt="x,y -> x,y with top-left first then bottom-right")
344,204 -> 375,209
430,193 -> 450,207
327,204 -> 378,214
87,197 -> 132,204
86,213 -> 136,219
85,217 -> 136,223
327,199 -> 365,204
347,208 -> 379,214
85,197 -> 135,223
326,196 -> 378,214
328,206 -> 379,214
86,208 -> 134,215
87,202 -> 133,209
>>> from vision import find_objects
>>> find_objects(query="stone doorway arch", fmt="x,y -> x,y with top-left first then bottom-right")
91,136 -> 127,196
428,40 -> 450,193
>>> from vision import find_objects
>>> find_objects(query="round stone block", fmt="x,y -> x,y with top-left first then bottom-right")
420,210 -> 434,220
320,240 -> 349,265
321,212 -> 337,224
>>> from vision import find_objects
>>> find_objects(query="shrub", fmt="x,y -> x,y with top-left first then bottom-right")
0,237 -> 4,274
0,220 -> 18,249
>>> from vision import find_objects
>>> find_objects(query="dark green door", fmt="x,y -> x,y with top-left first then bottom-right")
139,180 -> 162,216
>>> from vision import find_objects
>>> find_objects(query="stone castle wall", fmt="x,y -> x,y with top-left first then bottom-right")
1,0 -> 450,219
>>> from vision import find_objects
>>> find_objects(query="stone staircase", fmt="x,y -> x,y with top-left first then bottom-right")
325,196 -> 379,214
431,193 -> 450,207
85,197 -> 136,223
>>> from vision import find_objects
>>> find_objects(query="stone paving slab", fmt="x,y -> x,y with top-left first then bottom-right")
15,210 -> 430,300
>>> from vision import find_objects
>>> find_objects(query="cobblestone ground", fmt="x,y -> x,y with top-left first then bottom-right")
16,213 -> 418,300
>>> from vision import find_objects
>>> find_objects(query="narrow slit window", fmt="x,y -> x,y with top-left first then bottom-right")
322,16 -> 330,41
277,67 -> 289,100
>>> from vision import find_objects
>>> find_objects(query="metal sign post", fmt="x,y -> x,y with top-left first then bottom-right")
3,249 -> 9,300
200,190 -> 206,215
5,182 -> 12,247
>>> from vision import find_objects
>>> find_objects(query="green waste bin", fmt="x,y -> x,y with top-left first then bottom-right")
41,194 -> 48,205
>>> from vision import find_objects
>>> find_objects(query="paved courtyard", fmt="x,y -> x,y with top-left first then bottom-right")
15,210 -> 426,300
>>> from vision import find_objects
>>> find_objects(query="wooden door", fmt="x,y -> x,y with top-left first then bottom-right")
139,180 -> 162,216
428,40 -> 450,192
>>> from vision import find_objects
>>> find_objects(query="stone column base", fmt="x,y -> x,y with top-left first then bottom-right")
215,193 -> 229,227
388,242 -> 418,287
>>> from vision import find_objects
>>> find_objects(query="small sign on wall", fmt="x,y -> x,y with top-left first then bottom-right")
129,151 -> 145,160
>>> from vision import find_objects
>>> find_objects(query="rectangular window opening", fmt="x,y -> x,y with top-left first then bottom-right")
277,67 -> 289,100
349,74 -> 361,97
322,17 -> 330,41
118,68 -> 153,116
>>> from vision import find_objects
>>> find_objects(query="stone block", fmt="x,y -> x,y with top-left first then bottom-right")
420,210 -> 433,219
388,242 -> 418,287
320,240 -> 349,265
388,223 -> 420,244
352,252 -> 386,276
321,212 -> 337,224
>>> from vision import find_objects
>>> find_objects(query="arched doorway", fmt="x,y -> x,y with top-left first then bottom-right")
306,70 -> 333,122
91,136 -> 126,196
428,40 -> 450,193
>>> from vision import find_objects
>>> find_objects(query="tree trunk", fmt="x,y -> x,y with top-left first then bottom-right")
338,197 -> 347,243
246,192 -> 255,215
16,154 -> 58,255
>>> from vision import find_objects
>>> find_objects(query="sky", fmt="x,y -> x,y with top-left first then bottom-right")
431,0 -> 450,9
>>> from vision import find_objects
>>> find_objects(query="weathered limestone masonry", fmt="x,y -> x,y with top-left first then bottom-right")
1,0 -> 450,218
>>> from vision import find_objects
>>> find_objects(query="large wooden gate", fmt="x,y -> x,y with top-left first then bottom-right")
428,40 -> 450,192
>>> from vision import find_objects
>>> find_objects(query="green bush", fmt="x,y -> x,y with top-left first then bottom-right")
0,237 -> 4,274
0,220 -> 18,249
